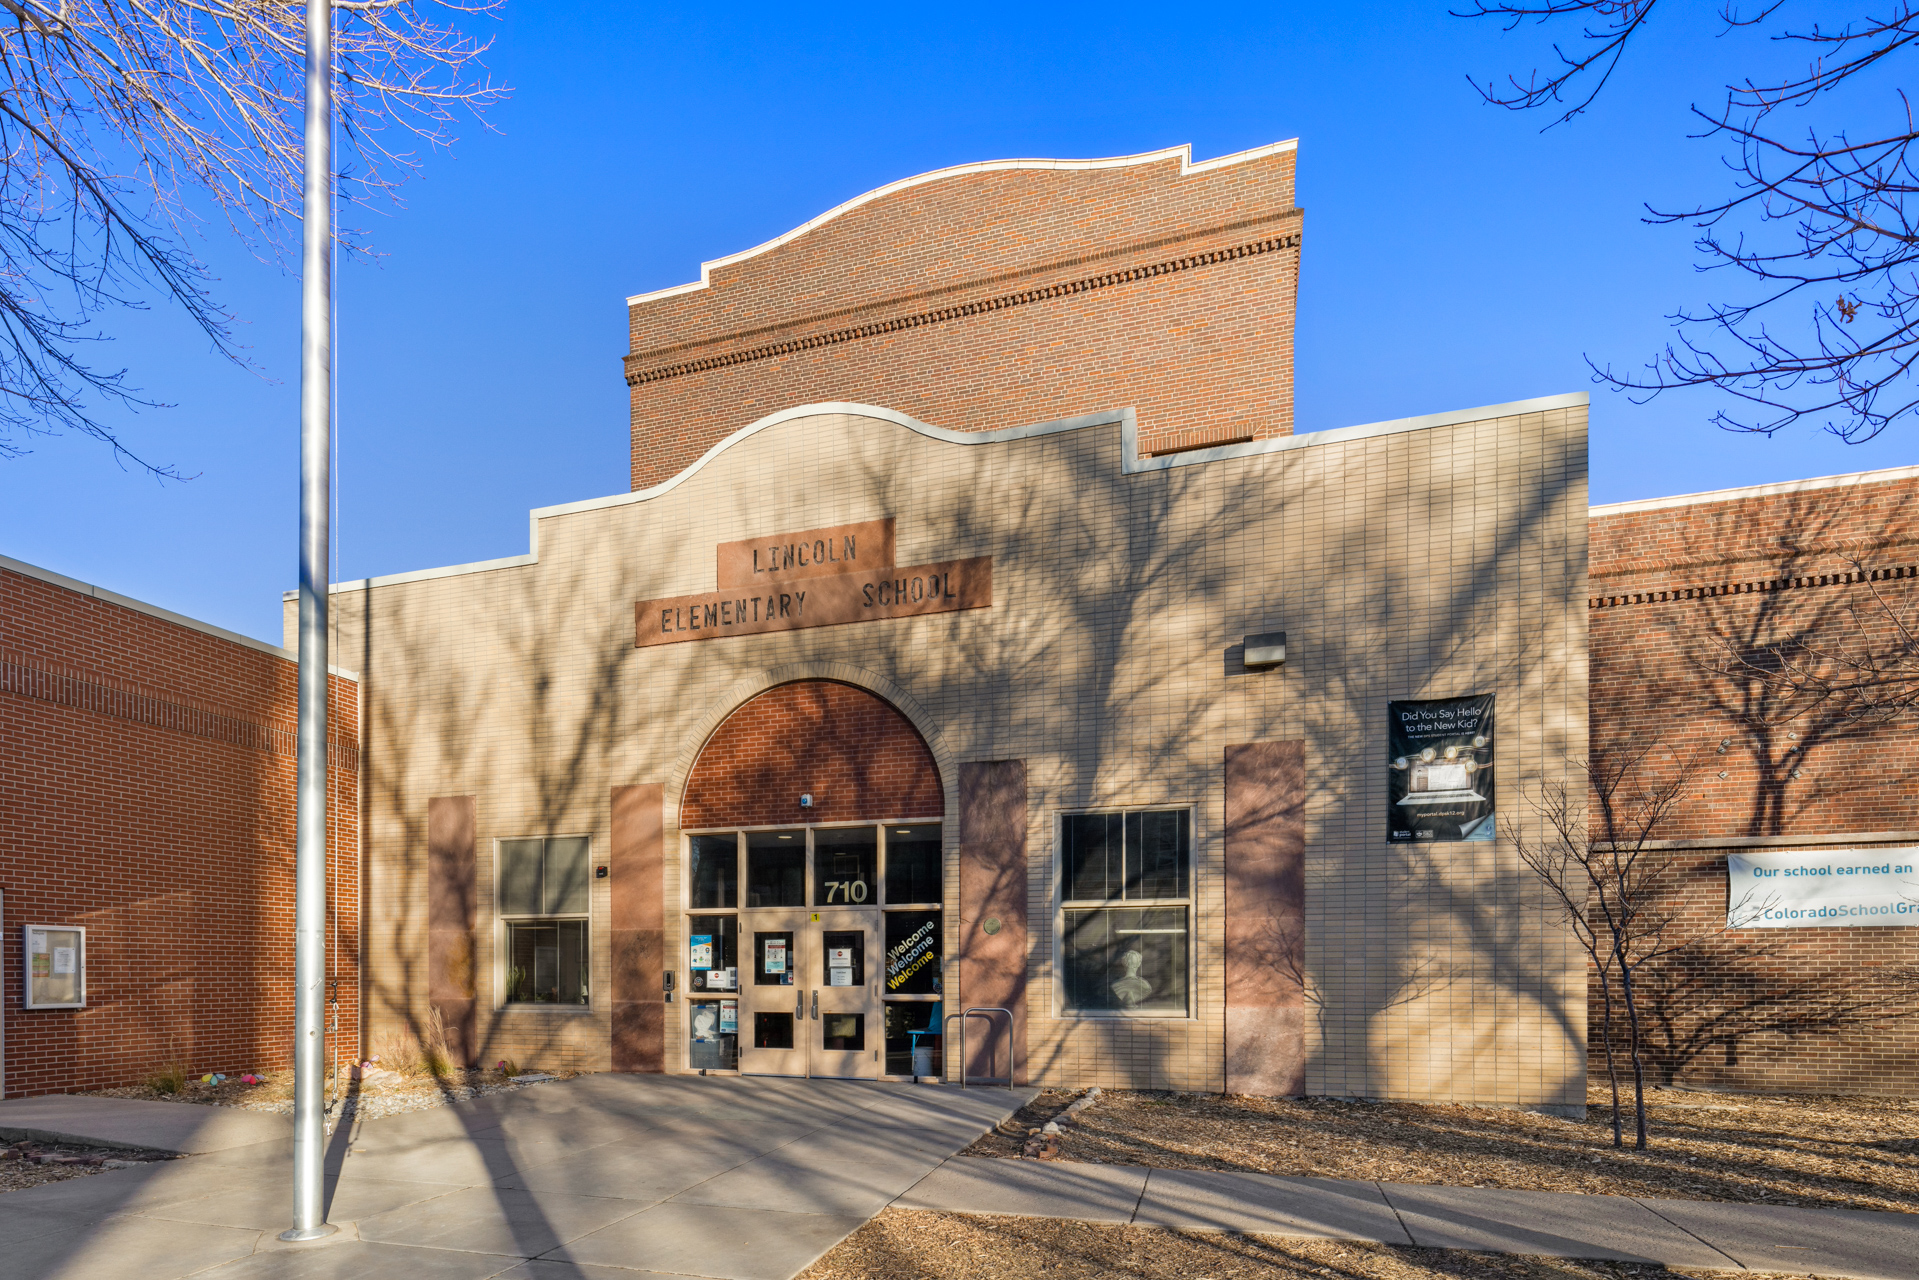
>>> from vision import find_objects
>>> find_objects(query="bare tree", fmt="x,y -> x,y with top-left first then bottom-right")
1457,1 -> 1919,443
1506,746 -> 1709,1148
0,0 -> 505,474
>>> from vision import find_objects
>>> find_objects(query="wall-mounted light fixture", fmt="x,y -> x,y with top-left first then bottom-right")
1243,631 -> 1286,669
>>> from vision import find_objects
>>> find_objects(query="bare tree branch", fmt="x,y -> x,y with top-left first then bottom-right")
0,0 -> 506,475
1459,0 -> 1919,443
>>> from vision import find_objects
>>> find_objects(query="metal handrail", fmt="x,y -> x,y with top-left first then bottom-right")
941,1007 -> 1013,1088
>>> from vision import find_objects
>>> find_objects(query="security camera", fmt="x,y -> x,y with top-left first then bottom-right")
799,793 -> 813,808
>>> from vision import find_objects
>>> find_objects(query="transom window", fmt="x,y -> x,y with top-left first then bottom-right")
1059,808 -> 1192,1017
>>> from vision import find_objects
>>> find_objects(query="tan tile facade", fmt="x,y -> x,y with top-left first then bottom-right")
313,397 -> 1590,1108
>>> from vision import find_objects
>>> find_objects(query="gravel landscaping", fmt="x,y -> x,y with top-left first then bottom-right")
0,1138 -> 179,1196
962,1085 -> 1919,1213
800,1209 -> 1812,1280
83,1065 -> 573,1123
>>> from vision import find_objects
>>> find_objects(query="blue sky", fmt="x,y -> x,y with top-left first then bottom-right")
2,2 -> 1913,645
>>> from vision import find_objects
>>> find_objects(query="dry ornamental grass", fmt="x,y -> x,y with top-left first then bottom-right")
800,1210 -> 1820,1280
962,1085 -> 1919,1214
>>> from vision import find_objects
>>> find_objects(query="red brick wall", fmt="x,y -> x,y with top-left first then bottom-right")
1589,852 -> 1919,1095
626,149 -> 1301,489
680,680 -> 942,829
1586,473 -> 1919,1094
0,567 -> 360,1097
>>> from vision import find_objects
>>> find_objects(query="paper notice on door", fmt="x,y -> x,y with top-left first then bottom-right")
765,939 -> 787,974
689,936 -> 713,970
829,967 -> 853,987
720,1000 -> 737,1034
828,947 -> 852,967
708,967 -> 736,990
52,947 -> 75,976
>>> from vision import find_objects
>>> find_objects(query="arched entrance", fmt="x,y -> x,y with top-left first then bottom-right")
679,681 -> 945,1079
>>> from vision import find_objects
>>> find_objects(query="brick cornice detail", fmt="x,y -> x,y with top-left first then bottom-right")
1,650 -> 359,771
1588,563 -> 1917,610
623,230 -> 1303,389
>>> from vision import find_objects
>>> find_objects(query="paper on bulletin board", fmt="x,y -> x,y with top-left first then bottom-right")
28,931 -> 47,953
689,935 -> 712,970
52,947 -> 74,975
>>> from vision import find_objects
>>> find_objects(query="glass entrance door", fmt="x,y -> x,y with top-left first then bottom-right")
811,909 -> 881,1079
739,910 -> 807,1075
686,821 -> 944,1079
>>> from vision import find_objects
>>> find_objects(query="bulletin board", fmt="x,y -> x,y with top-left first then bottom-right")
24,925 -> 85,1010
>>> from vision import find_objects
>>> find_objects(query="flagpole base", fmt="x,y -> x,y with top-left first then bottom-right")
278,1223 -> 339,1242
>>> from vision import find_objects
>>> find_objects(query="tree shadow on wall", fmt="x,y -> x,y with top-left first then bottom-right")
341,406 -> 1593,1108
1598,488 -> 1919,838
1591,489 -> 1919,1089
1623,933 -> 1919,1086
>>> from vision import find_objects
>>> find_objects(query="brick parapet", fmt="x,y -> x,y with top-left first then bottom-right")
626,148 -> 1302,488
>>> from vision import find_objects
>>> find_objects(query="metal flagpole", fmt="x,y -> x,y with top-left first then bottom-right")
281,0 -> 337,1244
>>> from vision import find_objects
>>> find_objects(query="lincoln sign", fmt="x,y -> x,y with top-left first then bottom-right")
635,517 -> 992,646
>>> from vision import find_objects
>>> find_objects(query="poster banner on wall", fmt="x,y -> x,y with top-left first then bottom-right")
1388,694 -> 1494,843
1727,850 -> 1919,927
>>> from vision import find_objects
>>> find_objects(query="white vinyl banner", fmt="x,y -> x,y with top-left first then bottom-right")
1727,850 -> 1919,928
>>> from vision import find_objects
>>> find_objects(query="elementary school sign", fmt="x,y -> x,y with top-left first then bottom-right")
634,517 -> 993,646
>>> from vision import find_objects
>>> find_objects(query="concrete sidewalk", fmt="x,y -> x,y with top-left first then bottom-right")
0,1076 -> 1035,1279
0,1092 -> 292,1153
899,1155 -> 1919,1280
8,1082 -> 1917,1280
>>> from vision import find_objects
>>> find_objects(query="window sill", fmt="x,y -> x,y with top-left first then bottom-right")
497,1003 -> 598,1015
1057,1010 -> 1196,1021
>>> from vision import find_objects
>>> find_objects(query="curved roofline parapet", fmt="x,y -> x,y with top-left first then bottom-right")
313,391 -> 1588,597
624,139 -> 1300,307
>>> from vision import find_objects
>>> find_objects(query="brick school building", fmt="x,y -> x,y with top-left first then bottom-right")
3,140 -> 1912,1104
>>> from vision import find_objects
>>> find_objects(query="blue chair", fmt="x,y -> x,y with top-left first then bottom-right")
906,1001 -> 943,1074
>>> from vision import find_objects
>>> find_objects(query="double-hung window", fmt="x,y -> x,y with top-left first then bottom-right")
499,836 -> 591,1006
1059,809 -> 1191,1016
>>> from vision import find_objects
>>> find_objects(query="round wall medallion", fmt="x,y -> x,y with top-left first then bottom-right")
981,917 -> 1002,935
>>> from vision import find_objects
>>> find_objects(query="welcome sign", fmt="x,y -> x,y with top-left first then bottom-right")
634,517 -> 992,646
1728,850 -> 1919,928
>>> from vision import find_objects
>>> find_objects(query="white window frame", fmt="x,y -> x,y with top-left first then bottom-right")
1053,805 -> 1196,1021
494,835 -> 594,1012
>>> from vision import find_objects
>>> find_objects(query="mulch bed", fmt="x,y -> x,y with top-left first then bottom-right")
0,1138 -> 179,1196
961,1085 -> 1919,1213
84,1066 -> 572,1122
800,1209 -> 1814,1280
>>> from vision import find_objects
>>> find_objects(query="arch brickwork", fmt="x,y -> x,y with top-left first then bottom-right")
679,678 -> 944,830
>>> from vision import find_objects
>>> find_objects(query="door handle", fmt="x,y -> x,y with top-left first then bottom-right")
811,990 -> 818,1019
795,990 -> 804,1019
